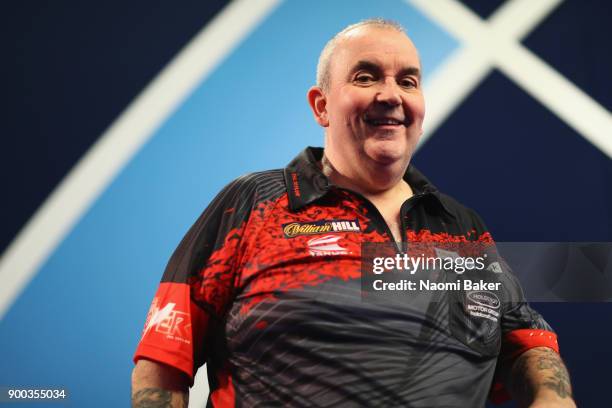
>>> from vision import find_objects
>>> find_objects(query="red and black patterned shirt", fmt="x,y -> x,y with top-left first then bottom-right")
134,147 -> 558,407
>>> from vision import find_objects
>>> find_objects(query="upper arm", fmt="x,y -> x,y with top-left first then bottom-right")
505,347 -> 574,407
132,358 -> 190,391
132,359 -> 190,408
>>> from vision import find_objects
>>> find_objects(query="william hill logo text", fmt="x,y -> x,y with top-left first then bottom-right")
283,219 -> 361,238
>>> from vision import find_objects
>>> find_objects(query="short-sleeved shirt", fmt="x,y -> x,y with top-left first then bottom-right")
134,147 -> 558,407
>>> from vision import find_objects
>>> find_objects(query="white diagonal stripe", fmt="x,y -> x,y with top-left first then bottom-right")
488,0 -> 564,39
0,0 -> 282,321
420,47 -> 492,147
411,0 -> 612,158
495,40 -> 612,157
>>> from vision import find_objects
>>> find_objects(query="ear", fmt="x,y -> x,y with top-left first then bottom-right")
307,86 -> 329,127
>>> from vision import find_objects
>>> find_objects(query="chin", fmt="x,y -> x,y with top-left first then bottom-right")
367,152 -> 409,173
364,140 -> 408,166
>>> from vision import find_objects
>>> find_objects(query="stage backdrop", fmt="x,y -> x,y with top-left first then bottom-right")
1,0 -> 610,407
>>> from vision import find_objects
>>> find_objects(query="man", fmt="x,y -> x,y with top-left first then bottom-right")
132,20 -> 575,407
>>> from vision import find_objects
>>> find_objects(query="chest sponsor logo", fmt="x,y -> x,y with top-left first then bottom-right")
282,219 -> 360,238
308,235 -> 350,256
465,290 -> 501,323
463,290 -> 501,345
467,290 -> 501,310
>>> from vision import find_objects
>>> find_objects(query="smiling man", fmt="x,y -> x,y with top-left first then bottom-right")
132,20 -> 575,407
307,20 -> 425,243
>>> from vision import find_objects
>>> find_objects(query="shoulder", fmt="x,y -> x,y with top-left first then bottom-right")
436,192 -> 490,238
215,169 -> 287,206
227,169 -> 286,192
405,164 -> 489,235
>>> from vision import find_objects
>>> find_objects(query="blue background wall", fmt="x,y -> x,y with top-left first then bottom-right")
1,0 -> 610,406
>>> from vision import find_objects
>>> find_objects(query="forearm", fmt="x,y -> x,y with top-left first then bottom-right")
507,347 -> 575,408
131,359 -> 189,408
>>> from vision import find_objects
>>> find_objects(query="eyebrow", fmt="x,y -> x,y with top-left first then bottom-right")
350,60 -> 421,80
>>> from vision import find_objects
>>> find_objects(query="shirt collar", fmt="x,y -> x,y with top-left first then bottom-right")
283,147 -> 456,218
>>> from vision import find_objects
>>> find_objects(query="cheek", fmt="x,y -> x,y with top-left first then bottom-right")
336,90 -> 369,122
410,95 -> 426,123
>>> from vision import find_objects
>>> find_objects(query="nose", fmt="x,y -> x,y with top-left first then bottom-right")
375,77 -> 402,106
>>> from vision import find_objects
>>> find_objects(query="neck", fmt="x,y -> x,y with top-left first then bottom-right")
321,153 -> 413,202
321,153 -> 413,243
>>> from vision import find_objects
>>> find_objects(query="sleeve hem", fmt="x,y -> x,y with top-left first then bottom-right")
134,343 -> 194,383
489,329 -> 559,405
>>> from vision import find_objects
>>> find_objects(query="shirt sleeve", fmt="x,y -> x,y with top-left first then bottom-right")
465,209 -> 560,404
488,268 -> 559,404
133,176 -> 255,382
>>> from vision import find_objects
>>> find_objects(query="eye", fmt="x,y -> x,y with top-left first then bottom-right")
399,77 -> 418,89
354,72 -> 376,84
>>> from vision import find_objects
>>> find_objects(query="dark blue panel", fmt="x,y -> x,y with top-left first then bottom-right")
413,69 -> 612,242
533,302 -> 612,407
417,69 -> 612,407
458,0 -> 508,19
523,0 -> 612,111
487,302 -> 612,407
0,0 -> 230,253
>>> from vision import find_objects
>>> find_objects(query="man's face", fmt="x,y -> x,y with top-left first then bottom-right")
323,27 -> 425,177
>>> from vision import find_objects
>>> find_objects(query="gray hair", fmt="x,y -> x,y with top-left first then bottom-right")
316,19 -> 406,92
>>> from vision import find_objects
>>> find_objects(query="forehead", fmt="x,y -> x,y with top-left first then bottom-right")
331,27 -> 421,74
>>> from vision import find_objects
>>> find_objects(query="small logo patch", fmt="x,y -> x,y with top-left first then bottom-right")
467,291 -> 501,310
143,298 -> 191,344
283,219 -> 360,238
308,235 -> 349,256
486,261 -> 503,273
